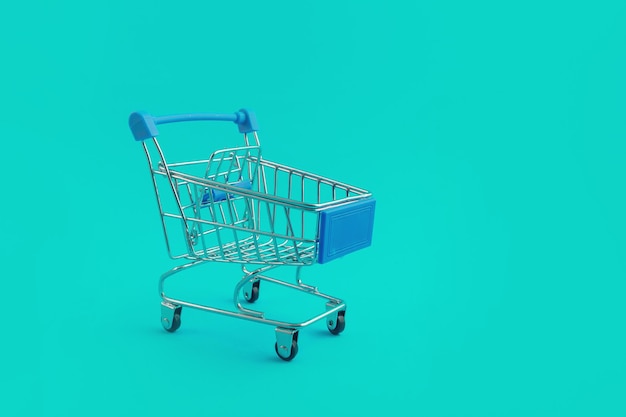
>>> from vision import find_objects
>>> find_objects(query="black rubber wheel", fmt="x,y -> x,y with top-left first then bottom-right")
244,281 -> 260,303
328,311 -> 346,335
275,340 -> 298,361
165,308 -> 182,333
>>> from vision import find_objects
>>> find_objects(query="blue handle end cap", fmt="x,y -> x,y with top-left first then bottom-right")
129,111 -> 159,141
236,109 -> 259,133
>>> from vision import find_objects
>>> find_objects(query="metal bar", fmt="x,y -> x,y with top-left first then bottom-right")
166,169 -> 371,212
153,139 -> 194,252
161,295 -> 345,329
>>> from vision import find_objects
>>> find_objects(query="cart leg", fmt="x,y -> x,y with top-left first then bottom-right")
161,301 -> 182,332
295,266 -> 318,292
325,301 -> 346,335
275,327 -> 299,361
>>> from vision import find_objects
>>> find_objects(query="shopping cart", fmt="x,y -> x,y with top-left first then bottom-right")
129,109 -> 375,361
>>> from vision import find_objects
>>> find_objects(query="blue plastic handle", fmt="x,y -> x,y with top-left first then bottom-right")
129,109 -> 258,141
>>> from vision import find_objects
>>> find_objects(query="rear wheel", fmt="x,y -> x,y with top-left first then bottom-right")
275,340 -> 298,361
244,280 -> 260,303
327,311 -> 346,335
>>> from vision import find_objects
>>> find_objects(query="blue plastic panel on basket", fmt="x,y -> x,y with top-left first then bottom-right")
317,198 -> 376,264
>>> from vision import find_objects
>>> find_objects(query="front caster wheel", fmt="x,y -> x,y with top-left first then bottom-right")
165,312 -> 181,333
275,341 -> 298,361
161,303 -> 182,333
327,311 -> 346,335
275,328 -> 299,361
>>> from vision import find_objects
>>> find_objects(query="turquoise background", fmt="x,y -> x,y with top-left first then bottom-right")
1,1 -> 625,415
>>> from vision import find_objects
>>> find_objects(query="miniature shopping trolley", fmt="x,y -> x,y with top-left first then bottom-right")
129,109 -> 375,361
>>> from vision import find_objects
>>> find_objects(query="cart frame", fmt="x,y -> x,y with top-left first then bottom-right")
129,109 -> 375,361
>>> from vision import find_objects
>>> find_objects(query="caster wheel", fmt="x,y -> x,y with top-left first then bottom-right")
275,340 -> 298,361
166,312 -> 181,333
328,311 -> 346,335
162,305 -> 182,333
244,280 -> 260,303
